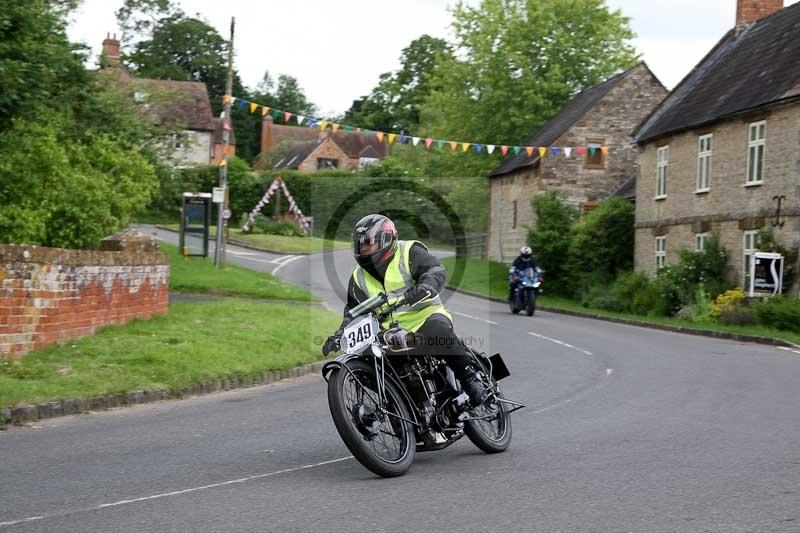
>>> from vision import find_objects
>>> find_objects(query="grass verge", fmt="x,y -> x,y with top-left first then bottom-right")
0,299 -> 339,408
163,242 -> 315,301
159,223 -> 349,254
441,257 -> 800,346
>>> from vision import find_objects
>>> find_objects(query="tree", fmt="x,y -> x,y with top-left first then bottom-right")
422,0 -> 638,145
345,35 -> 453,134
528,191 -> 579,293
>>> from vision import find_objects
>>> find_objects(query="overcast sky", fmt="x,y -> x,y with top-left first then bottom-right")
67,0 -> 800,117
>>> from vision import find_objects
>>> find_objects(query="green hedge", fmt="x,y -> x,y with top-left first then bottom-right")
753,298 -> 800,332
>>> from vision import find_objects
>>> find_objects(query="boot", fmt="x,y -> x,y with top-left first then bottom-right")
461,371 -> 489,407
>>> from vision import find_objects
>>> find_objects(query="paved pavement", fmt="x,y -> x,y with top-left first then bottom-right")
2,230 -> 799,532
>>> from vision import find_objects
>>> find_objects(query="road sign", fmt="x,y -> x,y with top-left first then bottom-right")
222,209 -> 232,220
212,187 -> 226,203
749,252 -> 784,297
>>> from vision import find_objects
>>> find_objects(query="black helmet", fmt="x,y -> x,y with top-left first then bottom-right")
352,214 -> 398,270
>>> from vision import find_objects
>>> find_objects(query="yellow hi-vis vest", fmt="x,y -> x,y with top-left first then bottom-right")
352,240 -> 451,332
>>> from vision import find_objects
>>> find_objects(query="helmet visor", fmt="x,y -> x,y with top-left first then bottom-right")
354,225 -> 384,256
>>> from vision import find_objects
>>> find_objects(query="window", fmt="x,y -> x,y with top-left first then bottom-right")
585,139 -> 605,169
655,146 -> 669,199
743,230 -> 760,287
746,121 -> 766,184
655,236 -> 667,269
695,232 -> 709,251
696,134 -> 712,192
317,158 -> 339,169
512,200 -> 518,229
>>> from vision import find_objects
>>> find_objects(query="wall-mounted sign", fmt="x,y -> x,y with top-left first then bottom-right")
212,187 -> 226,204
749,252 -> 784,297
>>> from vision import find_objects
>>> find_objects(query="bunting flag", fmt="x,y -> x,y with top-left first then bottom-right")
227,96 -> 607,159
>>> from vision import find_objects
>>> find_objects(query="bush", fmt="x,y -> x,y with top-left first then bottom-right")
567,197 -> 635,293
752,297 -> 800,332
711,288 -> 746,318
246,215 -> 304,237
528,191 -> 579,294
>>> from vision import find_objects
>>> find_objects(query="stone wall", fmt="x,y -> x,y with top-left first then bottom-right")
0,230 -> 169,359
298,137 -> 353,172
634,102 -> 800,292
488,64 -> 668,262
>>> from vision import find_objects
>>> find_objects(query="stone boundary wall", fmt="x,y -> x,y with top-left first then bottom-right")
0,231 -> 169,359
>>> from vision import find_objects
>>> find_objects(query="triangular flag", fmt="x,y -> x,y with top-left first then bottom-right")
223,122 -> 231,131
284,112 -> 293,122
525,147 -> 534,157
564,147 -> 573,158
576,146 -> 585,157
237,100 -> 247,110
249,103 -> 258,113
399,135 -> 409,144
512,146 -> 521,155
320,120 -> 329,131
461,142 -> 470,152
551,147 -> 560,158
437,140 -> 446,149
376,132 -> 385,143
424,138 -> 433,149
412,137 -> 420,146
332,123 -> 340,133
343,125 -> 353,134
500,145 -> 509,156
474,144 -> 484,153
538,147 -> 547,158
270,109 -> 281,119
297,116 -> 305,125
449,141 -> 458,152
230,97 -> 237,105
261,106 -> 270,116
487,145 -> 495,154
223,95 -> 231,104
601,146 -> 609,155
387,133 -> 397,144
219,159 -> 227,167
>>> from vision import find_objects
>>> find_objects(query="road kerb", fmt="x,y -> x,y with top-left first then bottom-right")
446,285 -> 800,351
2,361 -> 328,428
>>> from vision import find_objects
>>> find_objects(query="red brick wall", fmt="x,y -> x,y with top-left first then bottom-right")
737,0 -> 783,25
0,234 -> 169,359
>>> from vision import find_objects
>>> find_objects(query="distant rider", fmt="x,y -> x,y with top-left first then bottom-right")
508,246 -> 541,302
323,214 -> 489,406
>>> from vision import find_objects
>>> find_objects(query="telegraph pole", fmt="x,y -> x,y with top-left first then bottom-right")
215,17 -> 235,268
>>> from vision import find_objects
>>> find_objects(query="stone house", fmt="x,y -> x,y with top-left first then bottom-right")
254,116 -> 388,172
271,135 -> 353,172
100,34 -> 233,166
487,63 -> 667,262
633,0 -> 800,295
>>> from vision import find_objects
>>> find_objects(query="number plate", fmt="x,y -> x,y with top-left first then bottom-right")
342,315 -> 379,354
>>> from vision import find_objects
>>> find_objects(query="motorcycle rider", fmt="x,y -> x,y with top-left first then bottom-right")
508,246 -> 541,302
323,214 -> 489,406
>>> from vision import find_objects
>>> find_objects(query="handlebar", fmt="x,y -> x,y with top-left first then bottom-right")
345,290 -> 408,321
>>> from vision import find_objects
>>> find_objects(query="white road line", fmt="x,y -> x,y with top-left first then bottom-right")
0,457 -> 353,528
778,347 -> 800,355
271,255 -> 302,275
606,368 -> 614,376
452,311 -> 498,326
272,255 -> 298,265
527,331 -> 593,356
226,250 -> 258,256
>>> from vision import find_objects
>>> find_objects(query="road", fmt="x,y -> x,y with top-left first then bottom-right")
1,227 -> 799,532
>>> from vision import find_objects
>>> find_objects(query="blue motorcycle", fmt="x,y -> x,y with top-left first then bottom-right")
508,266 -> 543,316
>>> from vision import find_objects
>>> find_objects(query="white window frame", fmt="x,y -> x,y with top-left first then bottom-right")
743,230 -> 760,287
696,134 -> 712,192
655,146 -> 668,199
655,236 -> 667,269
746,121 -> 766,185
695,232 -> 709,251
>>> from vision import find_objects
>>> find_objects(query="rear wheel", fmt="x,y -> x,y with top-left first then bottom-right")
526,290 -> 537,316
327,359 -> 416,477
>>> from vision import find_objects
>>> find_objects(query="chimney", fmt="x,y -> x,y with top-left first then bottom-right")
101,32 -> 121,67
736,0 -> 783,25
261,116 -> 274,153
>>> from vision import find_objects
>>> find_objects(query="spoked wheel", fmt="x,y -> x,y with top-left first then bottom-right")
327,359 -> 415,477
464,388 -> 512,453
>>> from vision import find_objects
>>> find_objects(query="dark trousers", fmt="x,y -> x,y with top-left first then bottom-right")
406,313 -> 473,380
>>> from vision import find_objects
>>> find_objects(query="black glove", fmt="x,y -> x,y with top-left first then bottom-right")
404,284 -> 434,307
322,330 -> 342,356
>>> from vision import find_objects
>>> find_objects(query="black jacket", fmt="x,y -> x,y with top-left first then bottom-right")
343,243 -> 446,317
511,255 -> 541,272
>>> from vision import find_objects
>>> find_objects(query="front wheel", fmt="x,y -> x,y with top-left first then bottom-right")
526,290 -> 537,316
509,293 -> 520,314
327,359 -> 416,477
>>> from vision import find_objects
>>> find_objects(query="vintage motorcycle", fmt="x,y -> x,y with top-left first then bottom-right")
509,266 -> 543,316
322,290 -> 524,478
